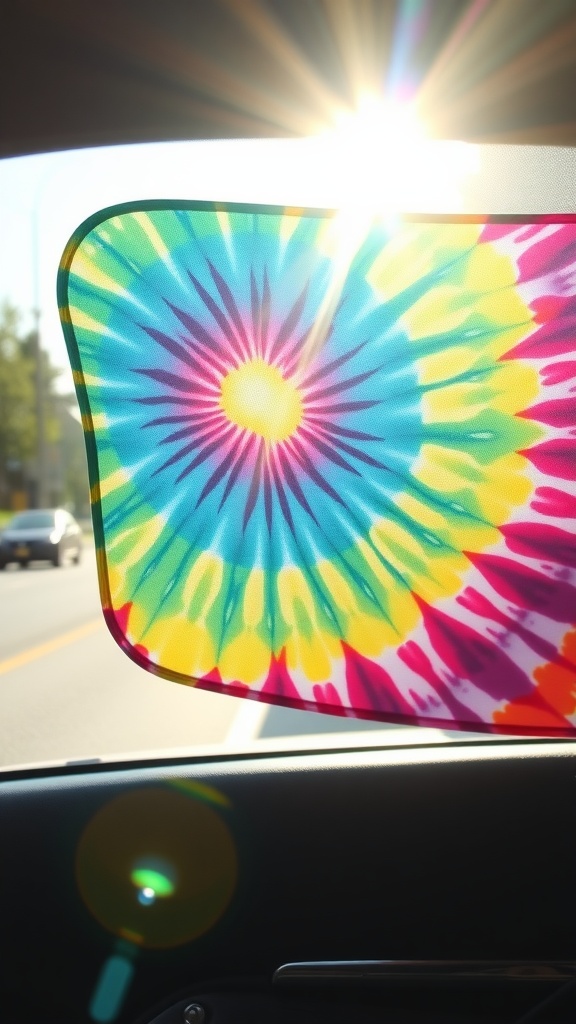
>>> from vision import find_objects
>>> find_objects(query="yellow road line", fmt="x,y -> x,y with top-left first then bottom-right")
0,619 -> 104,677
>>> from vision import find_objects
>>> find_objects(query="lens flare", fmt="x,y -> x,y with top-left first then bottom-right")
318,94 -> 478,213
76,786 -> 237,949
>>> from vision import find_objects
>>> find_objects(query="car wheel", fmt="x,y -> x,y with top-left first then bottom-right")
73,546 -> 82,565
19,560 -> 29,569
52,546 -> 61,568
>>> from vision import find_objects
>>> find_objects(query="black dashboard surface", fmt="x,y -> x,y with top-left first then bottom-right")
1,741 -> 575,1023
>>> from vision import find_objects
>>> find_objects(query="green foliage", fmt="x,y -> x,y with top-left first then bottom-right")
0,302 -> 88,512
55,393 -> 91,516
0,304 -> 37,505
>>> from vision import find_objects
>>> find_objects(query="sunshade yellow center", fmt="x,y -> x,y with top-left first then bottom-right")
220,358 -> 302,442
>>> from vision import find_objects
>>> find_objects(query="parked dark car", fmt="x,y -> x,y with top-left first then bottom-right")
0,508 -> 82,568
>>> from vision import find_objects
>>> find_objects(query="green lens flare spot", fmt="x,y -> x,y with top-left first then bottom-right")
130,867 -> 175,898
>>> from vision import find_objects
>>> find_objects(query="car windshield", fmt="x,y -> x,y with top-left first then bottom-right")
1,138 -> 575,771
9,511 -> 55,529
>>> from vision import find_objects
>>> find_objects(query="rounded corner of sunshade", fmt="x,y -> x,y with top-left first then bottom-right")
58,201 -> 576,737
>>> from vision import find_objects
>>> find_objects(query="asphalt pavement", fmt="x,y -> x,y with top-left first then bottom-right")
0,544 -> 245,768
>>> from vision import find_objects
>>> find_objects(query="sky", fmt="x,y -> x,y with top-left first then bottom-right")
1,132 -> 573,394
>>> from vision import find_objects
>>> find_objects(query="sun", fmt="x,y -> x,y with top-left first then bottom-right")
220,358 -> 303,443
317,94 -> 478,213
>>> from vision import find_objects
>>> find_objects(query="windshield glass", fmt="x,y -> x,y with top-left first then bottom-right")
9,511 -> 55,529
1,139 -> 574,770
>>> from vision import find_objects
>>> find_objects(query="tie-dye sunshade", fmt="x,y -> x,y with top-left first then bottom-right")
58,202 -> 576,736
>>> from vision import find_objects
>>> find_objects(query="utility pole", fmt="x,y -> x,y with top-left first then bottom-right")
31,168 -> 47,510
32,305 -> 47,508
30,157 -> 63,509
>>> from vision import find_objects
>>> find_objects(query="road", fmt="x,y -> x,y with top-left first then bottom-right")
0,545 -> 249,768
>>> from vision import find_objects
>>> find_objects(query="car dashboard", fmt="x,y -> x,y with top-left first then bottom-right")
1,738 -> 575,1023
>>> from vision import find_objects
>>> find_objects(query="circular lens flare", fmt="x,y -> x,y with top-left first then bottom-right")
76,787 -> 238,948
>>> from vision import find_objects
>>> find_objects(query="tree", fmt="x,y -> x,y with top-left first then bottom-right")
0,304 -> 36,507
54,394 -> 90,517
0,302 -> 64,509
